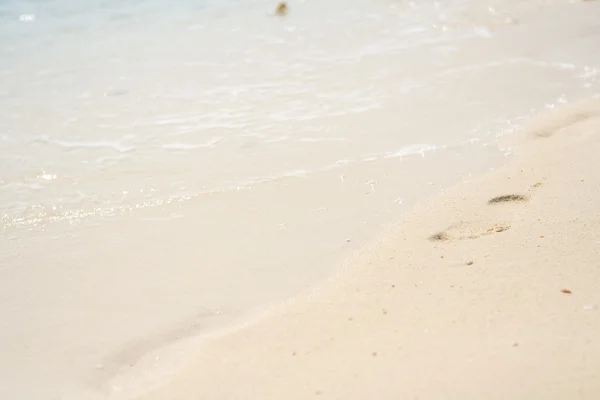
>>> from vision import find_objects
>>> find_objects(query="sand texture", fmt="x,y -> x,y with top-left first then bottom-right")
137,98 -> 600,400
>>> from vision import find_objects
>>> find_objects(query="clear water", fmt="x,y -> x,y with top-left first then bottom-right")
2,1 -> 600,399
2,0 -> 596,228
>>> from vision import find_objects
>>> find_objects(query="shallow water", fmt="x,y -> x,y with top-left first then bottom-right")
2,0 -> 596,226
1,0 -> 600,399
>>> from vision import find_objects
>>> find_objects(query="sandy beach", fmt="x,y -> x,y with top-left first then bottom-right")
2,1 -> 600,398
137,99 -> 600,400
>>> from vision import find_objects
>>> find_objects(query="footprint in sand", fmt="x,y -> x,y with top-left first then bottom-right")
533,113 -> 591,138
527,102 -> 600,139
429,220 -> 511,242
429,191 -> 533,243
487,194 -> 528,205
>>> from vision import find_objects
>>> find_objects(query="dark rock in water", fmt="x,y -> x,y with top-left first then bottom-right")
275,2 -> 288,16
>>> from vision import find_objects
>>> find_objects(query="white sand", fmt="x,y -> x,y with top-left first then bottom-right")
137,98 -> 600,399
2,1 -> 600,399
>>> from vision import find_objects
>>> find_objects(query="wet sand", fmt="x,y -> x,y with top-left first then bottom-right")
2,1 -> 600,399
137,98 -> 600,400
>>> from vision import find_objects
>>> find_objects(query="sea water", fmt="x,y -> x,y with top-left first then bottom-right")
1,0 -> 599,398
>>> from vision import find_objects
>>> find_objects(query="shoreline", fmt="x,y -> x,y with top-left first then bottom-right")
0,122 -> 508,400
85,138 -> 508,399
136,98 -> 600,400
2,1 -> 600,398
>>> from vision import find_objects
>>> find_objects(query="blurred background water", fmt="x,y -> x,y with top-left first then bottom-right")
2,0 -> 596,228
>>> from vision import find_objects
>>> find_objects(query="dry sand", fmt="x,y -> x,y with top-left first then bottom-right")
137,98 -> 600,400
